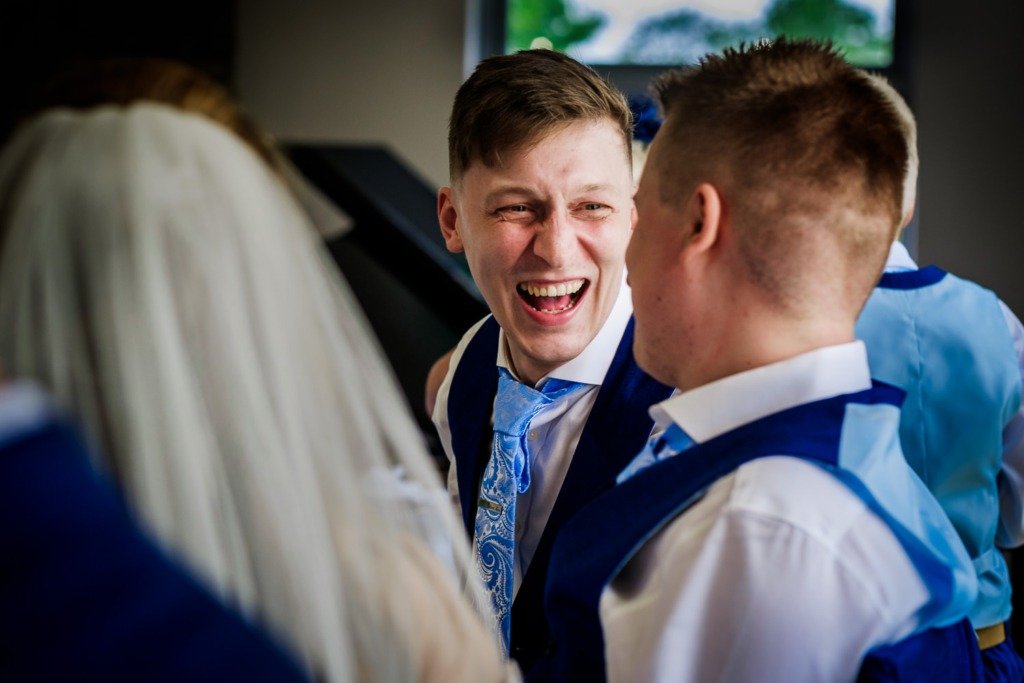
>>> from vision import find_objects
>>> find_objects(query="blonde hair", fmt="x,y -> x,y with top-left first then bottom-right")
28,58 -> 280,170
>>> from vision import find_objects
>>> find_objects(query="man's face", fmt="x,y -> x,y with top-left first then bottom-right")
439,118 -> 634,384
626,134 -> 691,389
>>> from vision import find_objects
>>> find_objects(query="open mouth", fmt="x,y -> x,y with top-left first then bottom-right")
517,278 -> 588,314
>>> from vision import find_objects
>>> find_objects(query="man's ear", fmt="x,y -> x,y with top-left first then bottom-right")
629,200 -> 638,233
900,198 -> 917,232
683,182 -> 724,256
438,187 -> 464,253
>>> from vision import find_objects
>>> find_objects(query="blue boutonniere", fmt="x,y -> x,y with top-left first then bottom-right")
629,95 -> 662,144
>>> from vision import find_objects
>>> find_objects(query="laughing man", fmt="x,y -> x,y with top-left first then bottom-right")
430,49 -> 672,670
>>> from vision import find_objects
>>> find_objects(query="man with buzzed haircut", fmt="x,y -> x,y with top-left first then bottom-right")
540,39 -> 982,682
856,72 -> 1024,681
429,49 -> 672,668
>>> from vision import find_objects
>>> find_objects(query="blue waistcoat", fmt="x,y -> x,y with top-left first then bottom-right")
0,419 -> 311,682
857,266 -> 1023,628
534,383 -> 981,682
446,315 -> 673,670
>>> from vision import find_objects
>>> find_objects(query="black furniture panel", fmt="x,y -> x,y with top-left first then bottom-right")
288,144 -> 488,460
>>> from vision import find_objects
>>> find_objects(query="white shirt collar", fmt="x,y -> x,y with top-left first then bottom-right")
650,341 -> 872,443
885,240 -> 918,272
497,276 -> 633,387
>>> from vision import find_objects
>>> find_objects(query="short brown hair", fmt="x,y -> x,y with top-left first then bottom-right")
448,49 -> 632,181
651,39 -> 907,312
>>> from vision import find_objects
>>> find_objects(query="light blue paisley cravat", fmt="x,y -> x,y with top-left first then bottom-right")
474,367 -> 585,652
616,423 -> 695,484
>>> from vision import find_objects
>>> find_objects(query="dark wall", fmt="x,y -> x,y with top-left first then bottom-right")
0,1 -> 235,143
0,3 -> 481,461
904,0 -> 1024,645
907,0 -> 1024,314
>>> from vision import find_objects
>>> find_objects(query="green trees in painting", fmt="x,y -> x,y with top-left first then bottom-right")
766,0 -> 892,65
507,0 -> 605,53
507,0 -> 892,67
622,10 -> 760,64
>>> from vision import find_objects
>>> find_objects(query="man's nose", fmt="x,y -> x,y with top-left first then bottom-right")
532,209 -> 574,268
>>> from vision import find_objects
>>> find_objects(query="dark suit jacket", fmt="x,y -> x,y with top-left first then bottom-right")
0,415 -> 311,682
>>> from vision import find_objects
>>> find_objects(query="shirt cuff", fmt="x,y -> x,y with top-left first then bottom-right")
0,381 -> 59,448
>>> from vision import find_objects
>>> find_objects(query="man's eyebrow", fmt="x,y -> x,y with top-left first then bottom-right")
483,182 -> 617,205
483,186 -> 536,204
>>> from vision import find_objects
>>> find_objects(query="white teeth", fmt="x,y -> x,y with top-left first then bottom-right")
518,279 -> 585,298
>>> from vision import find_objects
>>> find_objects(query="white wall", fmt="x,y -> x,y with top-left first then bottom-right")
236,0 -> 465,188
236,0 -> 1024,311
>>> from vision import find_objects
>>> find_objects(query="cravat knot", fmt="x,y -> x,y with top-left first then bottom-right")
493,368 -> 582,436
493,368 -> 586,493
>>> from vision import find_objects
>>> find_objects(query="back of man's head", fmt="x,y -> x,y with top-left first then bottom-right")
652,38 -> 907,316
448,49 -> 632,182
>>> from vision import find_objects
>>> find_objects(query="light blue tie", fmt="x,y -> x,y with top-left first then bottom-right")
617,423 -> 695,483
474,367 -> 585,652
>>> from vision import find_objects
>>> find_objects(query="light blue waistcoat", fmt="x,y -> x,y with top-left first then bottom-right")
856,266 -> 1023,628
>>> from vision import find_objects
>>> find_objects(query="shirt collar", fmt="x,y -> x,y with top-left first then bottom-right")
649,341 -> 872,444
885,240 -> 918,272
497,276 -> 633,388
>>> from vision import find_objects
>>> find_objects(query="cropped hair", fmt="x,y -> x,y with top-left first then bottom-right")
651,39 -> 908,311
448,49 -> 632,181
653,39 -> 905,226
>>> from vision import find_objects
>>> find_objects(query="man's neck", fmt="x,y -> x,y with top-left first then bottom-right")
679,311 -> 855,393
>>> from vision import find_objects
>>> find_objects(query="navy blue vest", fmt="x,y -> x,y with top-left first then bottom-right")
1,420 -> 311,682
532,383 -> 983,682
447,316 -> 673,670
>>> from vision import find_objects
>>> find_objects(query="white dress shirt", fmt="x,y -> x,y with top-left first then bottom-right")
434,280 -> 634,590
885,241 -> 1024,547
600,343 -> 930,683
